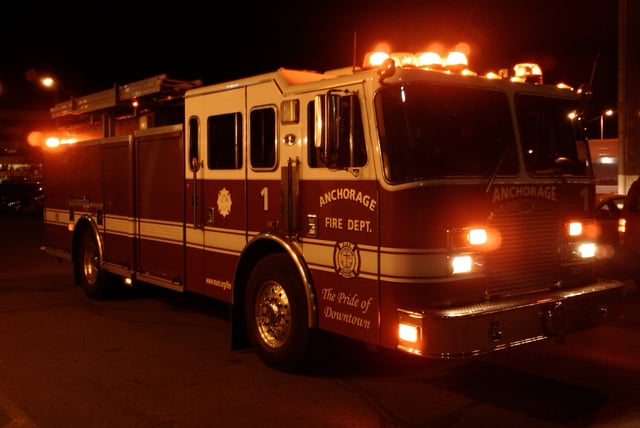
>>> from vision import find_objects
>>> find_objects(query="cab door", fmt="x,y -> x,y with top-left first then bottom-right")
297,88 -> 381,345
246,82 -> 287,237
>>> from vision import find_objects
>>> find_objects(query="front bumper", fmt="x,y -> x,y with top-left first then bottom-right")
397,279 -> 625,358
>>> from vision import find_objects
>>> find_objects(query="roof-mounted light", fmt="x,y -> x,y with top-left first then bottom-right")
445,51 -> 468,68
363,51 -> 391,67
512,63 -> 543,84
362,45 -> 552,85
556,82 -> 574,91
390,52 -> 417,67
364,49 -> 472,74
416,51 -> 443,68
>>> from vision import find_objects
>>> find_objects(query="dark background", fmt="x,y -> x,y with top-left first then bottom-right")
0,0 -> 618,116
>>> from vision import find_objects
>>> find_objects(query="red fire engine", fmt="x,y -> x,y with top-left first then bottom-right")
41,48 -> 624,372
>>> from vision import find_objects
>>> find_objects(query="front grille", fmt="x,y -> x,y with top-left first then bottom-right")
485,199 -> 560,297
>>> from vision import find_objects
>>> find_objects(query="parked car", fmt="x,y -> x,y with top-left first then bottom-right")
617,178 -> 640,282
595,194 -> 625,248
593,193 -> 626,276
0,178 -> 44,215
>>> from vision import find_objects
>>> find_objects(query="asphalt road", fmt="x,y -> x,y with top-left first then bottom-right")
2,213 -> 640,427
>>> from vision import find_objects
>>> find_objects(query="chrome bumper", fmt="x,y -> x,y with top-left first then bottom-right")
397,279 -> 625,358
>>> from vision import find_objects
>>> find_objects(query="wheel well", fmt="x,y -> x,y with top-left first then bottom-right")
237,239 -> 281,293
231,236 -> 317,351
71,217 -> 101,284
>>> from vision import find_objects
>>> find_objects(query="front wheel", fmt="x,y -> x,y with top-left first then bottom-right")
245,253 -> 310,373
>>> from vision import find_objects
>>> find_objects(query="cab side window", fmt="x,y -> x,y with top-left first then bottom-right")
307,96 -> 367,168
250,107 -> 277,169
207,112 -> 243,170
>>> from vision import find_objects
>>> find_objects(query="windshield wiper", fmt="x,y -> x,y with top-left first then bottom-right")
485,148 -> 507,194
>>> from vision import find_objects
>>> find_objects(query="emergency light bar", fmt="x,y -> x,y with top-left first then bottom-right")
363,48 -> 546,84
363,50 -> 471,73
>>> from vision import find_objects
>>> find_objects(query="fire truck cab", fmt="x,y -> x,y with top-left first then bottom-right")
42,50 -> 624,372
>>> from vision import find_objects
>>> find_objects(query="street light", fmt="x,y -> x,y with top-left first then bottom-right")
600,109 -> 614,140
38,75 -> 58,103
40,76 -> 55,89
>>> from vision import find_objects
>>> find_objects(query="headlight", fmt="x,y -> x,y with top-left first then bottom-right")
577,242 -> 597,258
451,255 -> 473,274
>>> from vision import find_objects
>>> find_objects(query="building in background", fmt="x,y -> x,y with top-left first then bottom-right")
590,138 -> 619,195
0,109 -> 48,182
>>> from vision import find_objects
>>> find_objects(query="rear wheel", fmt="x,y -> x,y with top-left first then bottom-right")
76,229 -> 110,300
245,253 -> 310,373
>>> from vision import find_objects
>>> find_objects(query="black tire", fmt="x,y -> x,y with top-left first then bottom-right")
245,253 -> 310,373
76,229 -> 110,300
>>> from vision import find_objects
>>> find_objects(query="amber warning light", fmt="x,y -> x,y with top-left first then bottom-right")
28,131 -> 79,148
566,220 -> 598,259
362,43 -> 554,86
363,49 -> 472,74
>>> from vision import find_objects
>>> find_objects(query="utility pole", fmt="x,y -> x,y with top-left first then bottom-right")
618,0 -> 640,193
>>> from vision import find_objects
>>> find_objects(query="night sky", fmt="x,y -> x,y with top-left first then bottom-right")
0,0 -> 618,113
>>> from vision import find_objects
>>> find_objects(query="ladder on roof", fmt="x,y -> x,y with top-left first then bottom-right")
50,74 -> 202,118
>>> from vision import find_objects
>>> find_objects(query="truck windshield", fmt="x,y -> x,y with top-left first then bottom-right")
515,93 -> 591,177
375,82 -> 518,184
